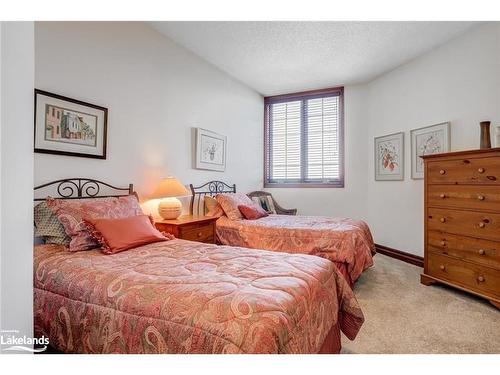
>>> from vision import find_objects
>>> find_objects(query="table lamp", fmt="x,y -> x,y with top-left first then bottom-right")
150,177 -> 189,220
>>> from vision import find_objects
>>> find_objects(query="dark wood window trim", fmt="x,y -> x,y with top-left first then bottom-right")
264,86 -> 344,188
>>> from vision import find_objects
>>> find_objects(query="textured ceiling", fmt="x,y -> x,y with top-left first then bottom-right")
150,21 -> 478,96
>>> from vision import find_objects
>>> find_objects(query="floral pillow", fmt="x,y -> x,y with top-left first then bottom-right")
34,201 -> 71,245
47,195 -> 144,252
215,193 -> 256,220
204,196 -> 225,217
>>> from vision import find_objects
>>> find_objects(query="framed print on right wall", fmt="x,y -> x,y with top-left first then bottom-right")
374,132 -> 404,181
411,122 -> 450,179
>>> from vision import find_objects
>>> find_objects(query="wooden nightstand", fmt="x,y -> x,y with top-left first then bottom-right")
154,215 -> 217,244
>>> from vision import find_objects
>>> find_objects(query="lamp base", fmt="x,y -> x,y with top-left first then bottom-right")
158,197 -> 182,220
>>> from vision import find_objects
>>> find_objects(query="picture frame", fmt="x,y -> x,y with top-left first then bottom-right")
195,128 -> 227,172
34,89 -> 108,159
374,132 -> 405,181
411,122 -> 450,179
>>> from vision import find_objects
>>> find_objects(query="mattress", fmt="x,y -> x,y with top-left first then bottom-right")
34,239 -> 364,354
216,215 -> 375,284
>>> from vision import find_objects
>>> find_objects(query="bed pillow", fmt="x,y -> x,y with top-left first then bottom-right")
47,195 -> 144,252
204,196 -> 225,217
238,204 -> 268,220
85,215 -> 171,255
215,192 -> 255,220
34,201 -> 71,245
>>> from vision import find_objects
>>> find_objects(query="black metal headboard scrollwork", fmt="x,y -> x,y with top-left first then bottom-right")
34,178 -> 134,201
189,180 -> 236,215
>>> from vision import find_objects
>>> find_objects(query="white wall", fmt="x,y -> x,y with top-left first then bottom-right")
0,22 -> 35,350
266,85 -> 369,221
365,22 -> 500,256
34,22 -> 263,217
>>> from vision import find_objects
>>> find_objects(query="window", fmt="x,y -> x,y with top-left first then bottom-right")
264,87 -> 344,187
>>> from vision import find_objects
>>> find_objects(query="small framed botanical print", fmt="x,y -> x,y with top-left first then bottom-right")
195,128 -> 227,172
375,132 -> 404,181
34,89 -> 108,159
411,122 -> 450,179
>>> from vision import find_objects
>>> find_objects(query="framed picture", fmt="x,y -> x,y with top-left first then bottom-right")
34,89 -> 108,159
374,132 -> 404,181
195,128 -> 227,171
411,122 -> 450,179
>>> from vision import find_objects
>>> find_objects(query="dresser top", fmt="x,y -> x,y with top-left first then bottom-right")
155,215 -> 217,226
421,147 -> 500,160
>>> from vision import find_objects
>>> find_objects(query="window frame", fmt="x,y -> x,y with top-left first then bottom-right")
264,86 -> 345,188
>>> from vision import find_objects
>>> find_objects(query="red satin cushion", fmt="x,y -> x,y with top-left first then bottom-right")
238,204 -> 269,220
85,215 -> 170,254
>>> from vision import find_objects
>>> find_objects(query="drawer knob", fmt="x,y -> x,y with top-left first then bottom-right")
478,168 -> 485,173
197,232 -> 203,237
439,169 -> 446,175
440,265 -> 445,271
440,217 -> 446,223
439,193 -> 446,199
477,195 -> 485,201
478,222 -> 486,228
478,249 -> 485,255
440,241 -> 446,246
477,275 -> 485,283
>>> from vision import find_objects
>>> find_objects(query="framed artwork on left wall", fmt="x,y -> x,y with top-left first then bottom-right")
34,89 -> 108,159
195,128 -> 227,171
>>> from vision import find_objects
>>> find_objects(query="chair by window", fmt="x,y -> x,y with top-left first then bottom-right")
247,191 -> 297,215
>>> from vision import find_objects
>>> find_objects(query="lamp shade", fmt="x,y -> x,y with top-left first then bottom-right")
150,177 -> 189,199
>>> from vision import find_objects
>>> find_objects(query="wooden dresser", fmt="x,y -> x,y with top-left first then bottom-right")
421,148 -> 500,309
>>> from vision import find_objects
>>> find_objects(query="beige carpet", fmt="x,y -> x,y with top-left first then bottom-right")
341,254 -> 500,354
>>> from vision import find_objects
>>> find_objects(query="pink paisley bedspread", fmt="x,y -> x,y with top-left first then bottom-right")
216,215 -> 375,284
34,239 -> 364,354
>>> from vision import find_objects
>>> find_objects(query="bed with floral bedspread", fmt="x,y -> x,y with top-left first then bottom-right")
216,215 -> 375,286
34,239 -> 364,354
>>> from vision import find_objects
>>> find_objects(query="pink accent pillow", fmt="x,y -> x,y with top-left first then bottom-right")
85,215 -> 170,255
215,193 -> 255,220
238,204 -> 269,220
47,195 -> 144,252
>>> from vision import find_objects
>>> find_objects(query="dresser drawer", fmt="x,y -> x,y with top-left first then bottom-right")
180,224 -> 214,243
427,252 -> 500,299
155,216 -> 217,244
427,207 -> 500,242
427,157 -> 500,185
428,185 -> 500,212
427,231 -> 500,269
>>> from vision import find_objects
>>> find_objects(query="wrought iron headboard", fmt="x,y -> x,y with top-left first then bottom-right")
189,180 -> 236,215
34,178 -> 134,201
